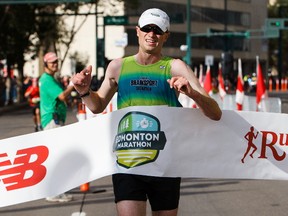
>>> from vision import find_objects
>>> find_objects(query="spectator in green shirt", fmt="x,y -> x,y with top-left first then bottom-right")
39,52 -> 74,202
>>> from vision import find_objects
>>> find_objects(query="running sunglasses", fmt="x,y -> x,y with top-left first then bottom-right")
140,25 -> 165,35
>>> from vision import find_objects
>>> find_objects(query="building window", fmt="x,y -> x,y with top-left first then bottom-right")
191,6 -> 250,27
125,1 -> 186,24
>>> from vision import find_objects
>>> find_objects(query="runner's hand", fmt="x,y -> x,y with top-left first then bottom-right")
167,76 -> 193,96
72,65 -> 92,95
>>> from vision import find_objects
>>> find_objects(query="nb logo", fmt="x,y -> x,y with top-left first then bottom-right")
0,146 -> 49,191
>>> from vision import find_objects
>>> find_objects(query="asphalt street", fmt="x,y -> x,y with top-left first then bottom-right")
1,105 -> 288,216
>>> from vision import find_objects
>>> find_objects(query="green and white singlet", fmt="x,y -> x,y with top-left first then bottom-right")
117,56 -> 182,109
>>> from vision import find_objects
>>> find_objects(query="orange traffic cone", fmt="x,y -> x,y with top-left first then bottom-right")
276,79 -> 279,91
80,182 -> 89,192
269,78 -> 273,91
77,102 -> 90,192
282,78 -> 285,91
77,102 -> 86,121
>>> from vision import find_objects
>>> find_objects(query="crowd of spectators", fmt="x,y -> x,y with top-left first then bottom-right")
0,66 -> 20,107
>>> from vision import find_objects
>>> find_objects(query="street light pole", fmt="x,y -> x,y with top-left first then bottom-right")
185,0 -> 191,66
224,0 -> 228,52
95,2 -> 98,79
278,4 -> 283,86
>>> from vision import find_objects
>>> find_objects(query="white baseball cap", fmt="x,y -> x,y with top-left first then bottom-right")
138,8 -> 170,32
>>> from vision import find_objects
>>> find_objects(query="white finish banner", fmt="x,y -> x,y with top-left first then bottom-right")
0,106 -> 288,207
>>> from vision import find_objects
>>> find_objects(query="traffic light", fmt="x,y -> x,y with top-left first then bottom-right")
265,18 -> 288,30
264,18 -> 288,38
269,20 -> 281,28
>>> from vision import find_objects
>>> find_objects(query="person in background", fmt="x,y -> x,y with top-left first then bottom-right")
23,76 -> 32,93
24,77 -> 42,132
72,8 -> 222,216
4,75 -> 11,106
11,75 -> 18,103
39,52 -> 74,202
0,75 -> 6,106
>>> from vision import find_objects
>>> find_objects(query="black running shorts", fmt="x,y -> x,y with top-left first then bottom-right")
112,173 -> 181,211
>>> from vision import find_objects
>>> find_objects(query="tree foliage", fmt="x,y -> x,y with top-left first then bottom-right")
0,5 -> 36,68
0,0 -> 139,104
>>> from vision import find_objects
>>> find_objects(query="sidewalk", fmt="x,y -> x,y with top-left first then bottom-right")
0,102 -> 29,115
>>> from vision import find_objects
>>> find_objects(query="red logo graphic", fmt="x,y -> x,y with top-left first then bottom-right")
0,146 -> 49,191
241,127 -> 286,163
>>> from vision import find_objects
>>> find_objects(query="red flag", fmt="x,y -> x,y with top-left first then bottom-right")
256,56 -> 267,111
203,65 -> 213,95
218,63 -> 226,100
235,58 -> 244,110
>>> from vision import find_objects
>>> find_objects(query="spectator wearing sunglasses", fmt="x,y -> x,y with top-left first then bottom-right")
72,8 -> 222,216
39,52 -> 75,202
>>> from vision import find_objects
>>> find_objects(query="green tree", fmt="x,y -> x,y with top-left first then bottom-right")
0,0 -> 139,105
35,2 -> 93,73
0,4 -> 37,104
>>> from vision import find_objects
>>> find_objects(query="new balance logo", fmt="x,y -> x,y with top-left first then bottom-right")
0,146 -> 49,191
